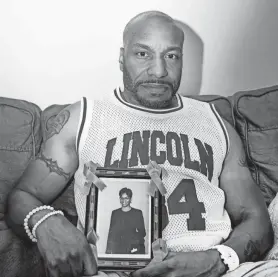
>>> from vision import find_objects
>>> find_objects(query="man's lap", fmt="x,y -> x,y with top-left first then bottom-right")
224,260 -> 278,277
94,261 -> 278,277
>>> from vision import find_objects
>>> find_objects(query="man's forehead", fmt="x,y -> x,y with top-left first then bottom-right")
126,18 -> 183,49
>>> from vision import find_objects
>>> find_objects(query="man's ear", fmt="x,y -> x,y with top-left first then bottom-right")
119,47 -> 124,72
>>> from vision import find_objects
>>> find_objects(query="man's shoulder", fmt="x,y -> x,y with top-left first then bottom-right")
179,95 -> 206,104
61,100 -> 82,143
42,100 -> 82,148
221,118 -> 245,165
178,95 -> 213,112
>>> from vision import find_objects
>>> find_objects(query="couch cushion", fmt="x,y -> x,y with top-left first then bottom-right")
232,85 -> 278,206
0,97 -> 43,277
265,192 -> 278,260
0,97 -> 42,221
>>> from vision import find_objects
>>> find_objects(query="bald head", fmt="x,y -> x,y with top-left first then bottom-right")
119,11 -> 184,109
123,11 -> 184,47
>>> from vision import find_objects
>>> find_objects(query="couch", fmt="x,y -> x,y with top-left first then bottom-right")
1,85 -> 278,277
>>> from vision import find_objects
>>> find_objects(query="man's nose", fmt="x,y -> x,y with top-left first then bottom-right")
147,57 -> 168,78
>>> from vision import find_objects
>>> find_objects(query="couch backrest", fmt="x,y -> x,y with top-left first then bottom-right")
190,86 -> 278,207
0,97 -> 43,277
0,97 -> 42,223
232,85 -> 278,206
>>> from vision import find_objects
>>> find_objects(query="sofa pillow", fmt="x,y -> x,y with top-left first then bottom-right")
265,193 -> 278,260
0,97 -> 42,220
0,97 -> 44,277
232,85 -> 278,206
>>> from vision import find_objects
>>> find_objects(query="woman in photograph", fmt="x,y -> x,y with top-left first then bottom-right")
106,187 -> 146,255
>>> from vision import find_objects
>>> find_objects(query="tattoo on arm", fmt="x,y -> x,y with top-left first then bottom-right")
45,110 -> 70,141
244,240 -> 261,261
36,152 -> 71,180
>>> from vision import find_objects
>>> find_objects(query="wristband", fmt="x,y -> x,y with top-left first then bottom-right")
210,245 -> 240,272
23,205 -> 54,242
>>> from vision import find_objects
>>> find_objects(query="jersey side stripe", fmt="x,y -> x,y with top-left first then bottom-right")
76,97 -> 87,153
209,103 -> 230,156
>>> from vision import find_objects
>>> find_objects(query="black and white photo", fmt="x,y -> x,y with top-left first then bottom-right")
95,177 -> 151,260
106,186 -> 147,255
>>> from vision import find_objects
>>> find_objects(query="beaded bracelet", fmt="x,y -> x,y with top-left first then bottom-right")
23,205 -> 54,242
32,210 -> 64,241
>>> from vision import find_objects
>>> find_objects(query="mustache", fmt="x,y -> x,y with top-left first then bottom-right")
135,79 -> 173,88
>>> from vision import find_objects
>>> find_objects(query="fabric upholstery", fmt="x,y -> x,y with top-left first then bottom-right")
0,97 -> 42,220
265,192 -> 278,260
232,85 -> 278,206
0,97 -> 45,277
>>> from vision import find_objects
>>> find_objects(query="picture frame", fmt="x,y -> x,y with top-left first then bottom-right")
84,167 -> 162,272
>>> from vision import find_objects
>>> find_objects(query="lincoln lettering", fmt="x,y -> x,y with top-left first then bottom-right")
104,130 -> 214,181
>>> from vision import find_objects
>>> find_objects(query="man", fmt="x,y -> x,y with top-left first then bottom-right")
106,188 -> 146,255
5,10 -> 278,277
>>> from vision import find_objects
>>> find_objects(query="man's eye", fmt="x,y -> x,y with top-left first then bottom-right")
166,53 -> 179,60
136,52 -> 148,58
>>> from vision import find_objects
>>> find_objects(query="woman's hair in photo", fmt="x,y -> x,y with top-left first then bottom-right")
119,187 -> 133,198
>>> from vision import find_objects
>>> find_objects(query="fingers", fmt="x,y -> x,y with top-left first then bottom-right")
131,261 -> 168,277
46,267 -> 60,277
45,254 -> 83,277
83,245 -> 98,276
89,243 -> 98,261
87,229 -> 99,245
70,255 -> 83,277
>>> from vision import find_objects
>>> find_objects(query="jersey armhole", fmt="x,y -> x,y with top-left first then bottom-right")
209,103 -> 230,157
75,97 -> 87,154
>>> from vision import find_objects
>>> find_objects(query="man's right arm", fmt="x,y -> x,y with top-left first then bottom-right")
6,101 -> 81,240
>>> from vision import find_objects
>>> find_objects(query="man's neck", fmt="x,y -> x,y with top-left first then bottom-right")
121,88 -> 178,109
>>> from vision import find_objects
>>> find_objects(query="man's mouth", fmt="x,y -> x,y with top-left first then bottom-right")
140,83 -> 169,94
141,83 -> 169,88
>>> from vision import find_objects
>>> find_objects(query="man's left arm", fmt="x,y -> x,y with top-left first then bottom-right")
218,119 -> 273,263
132,120 -> 274,277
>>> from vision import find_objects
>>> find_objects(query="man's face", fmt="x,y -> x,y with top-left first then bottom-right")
120,18 -> 183,109
120,193 -> 131,208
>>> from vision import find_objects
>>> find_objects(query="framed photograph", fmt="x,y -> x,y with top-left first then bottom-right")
84,167 -> 162,271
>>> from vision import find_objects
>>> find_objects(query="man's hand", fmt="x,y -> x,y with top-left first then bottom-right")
132,250 -> 226,277
36,214 -> 97,277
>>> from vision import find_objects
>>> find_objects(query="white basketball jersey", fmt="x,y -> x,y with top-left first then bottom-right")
74,87 -> 232,252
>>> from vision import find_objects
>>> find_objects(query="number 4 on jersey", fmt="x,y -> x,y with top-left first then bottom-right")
167,179 -> 206,231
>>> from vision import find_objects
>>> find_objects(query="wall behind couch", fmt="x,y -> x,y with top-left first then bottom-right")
0,0 -> 277,109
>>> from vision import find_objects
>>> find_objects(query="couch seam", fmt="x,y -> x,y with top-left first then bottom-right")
235,100 -> 259,185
